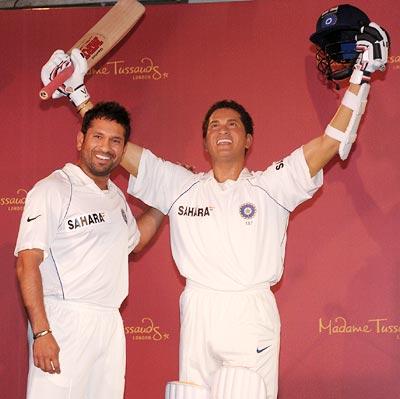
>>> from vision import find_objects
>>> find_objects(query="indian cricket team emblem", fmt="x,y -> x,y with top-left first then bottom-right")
121,209 -> 128,224
322,12 -> 338,27
239,203 -> 256,220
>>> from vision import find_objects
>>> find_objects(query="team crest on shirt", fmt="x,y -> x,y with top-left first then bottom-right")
239,203 -> 256,220
121,209 -> 128,224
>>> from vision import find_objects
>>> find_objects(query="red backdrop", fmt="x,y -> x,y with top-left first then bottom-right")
1,1 -> 399,398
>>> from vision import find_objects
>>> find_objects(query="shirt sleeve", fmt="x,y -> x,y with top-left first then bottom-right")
14,176 -> 66,259
255,146 -> 323,212
127,149 -> 196,214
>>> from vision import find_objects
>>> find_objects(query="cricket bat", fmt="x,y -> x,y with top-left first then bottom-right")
39,0 -> 145,100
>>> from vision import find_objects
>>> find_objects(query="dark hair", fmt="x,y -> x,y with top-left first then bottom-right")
81,101 -> 131,144
202,99 -> 254,138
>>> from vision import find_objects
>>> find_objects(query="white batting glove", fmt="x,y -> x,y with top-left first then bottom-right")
350,22 -> 390,84
40,48 -> 90,107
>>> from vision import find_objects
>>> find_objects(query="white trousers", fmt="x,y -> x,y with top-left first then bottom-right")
179,281 -> 281,399
27,298 -> 126,399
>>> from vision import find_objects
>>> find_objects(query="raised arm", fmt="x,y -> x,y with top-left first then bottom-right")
303,83 -> 361,177
303,22 -> 389,177
41,49 -> 145,177
16,249 -> 61,374
120,142 -> 144,177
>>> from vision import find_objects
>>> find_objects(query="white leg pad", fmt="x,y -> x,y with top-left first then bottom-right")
211,366 -> 267,399
165,381 -> 210,399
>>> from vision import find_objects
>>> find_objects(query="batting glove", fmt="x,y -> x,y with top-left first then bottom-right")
40,48 -> 90,107
350,22 -> 390,84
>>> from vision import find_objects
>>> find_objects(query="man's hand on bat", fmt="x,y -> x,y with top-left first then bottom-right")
41,49 -> 90,107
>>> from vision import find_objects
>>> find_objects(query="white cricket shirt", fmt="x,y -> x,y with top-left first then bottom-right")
15,163 -> 140,308
128,147 -> 322,290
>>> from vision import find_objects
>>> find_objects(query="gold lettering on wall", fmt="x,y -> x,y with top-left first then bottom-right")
0,188 -> 27,212
319,317 -> 400,339
88,58 -> 168,81
388,54 -> 400,70
125,317 -> 170,342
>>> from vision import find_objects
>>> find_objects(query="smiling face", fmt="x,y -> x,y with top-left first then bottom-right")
204,108 -> 253,163
77,117 -> 126,187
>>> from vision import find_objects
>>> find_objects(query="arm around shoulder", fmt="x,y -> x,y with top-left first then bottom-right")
133,207 -> 165,253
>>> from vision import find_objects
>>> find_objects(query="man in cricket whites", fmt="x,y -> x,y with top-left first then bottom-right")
15,73 -> 164,398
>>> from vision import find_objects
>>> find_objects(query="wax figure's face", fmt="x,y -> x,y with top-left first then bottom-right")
77,117 -> 126,180
204,108 -> 252,162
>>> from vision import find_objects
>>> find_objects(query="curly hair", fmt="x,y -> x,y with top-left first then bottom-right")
82,101 -> 131,144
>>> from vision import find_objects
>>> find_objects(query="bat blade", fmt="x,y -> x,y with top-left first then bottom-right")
39,0 -> 145,100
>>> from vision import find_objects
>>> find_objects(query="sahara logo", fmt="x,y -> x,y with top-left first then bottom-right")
125,317 -> 170,342
88,57 -> 168,81
0,188 -> 27,212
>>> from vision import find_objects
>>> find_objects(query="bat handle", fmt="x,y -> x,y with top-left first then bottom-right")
39,64 -> 75,100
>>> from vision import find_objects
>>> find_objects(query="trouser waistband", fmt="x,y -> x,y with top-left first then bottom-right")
44,296 -> 119,312
185,279 -> 270,293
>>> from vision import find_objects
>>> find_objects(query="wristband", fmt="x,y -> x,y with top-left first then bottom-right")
76,99 -> 91,114
33,329 -> 52,340
350,68 -> 371,85
69,84 -> 90,108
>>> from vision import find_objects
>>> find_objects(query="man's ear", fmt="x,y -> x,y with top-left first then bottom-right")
77,131 -> 85,151
203,137 -> 209,153
245,134 -> 253,149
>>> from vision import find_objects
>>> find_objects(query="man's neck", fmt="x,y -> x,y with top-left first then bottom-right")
211,159 -> 246,183
76,163 -> 109,190
93,177 -> 109,191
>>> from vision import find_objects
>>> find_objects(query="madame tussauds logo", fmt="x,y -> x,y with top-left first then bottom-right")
125,317 -> 170,342
87,57 -> 168,81
319,316 -> 400,340
0,188 -> 27,212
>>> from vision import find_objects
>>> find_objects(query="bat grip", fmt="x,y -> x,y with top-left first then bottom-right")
39,64 -> 75,100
